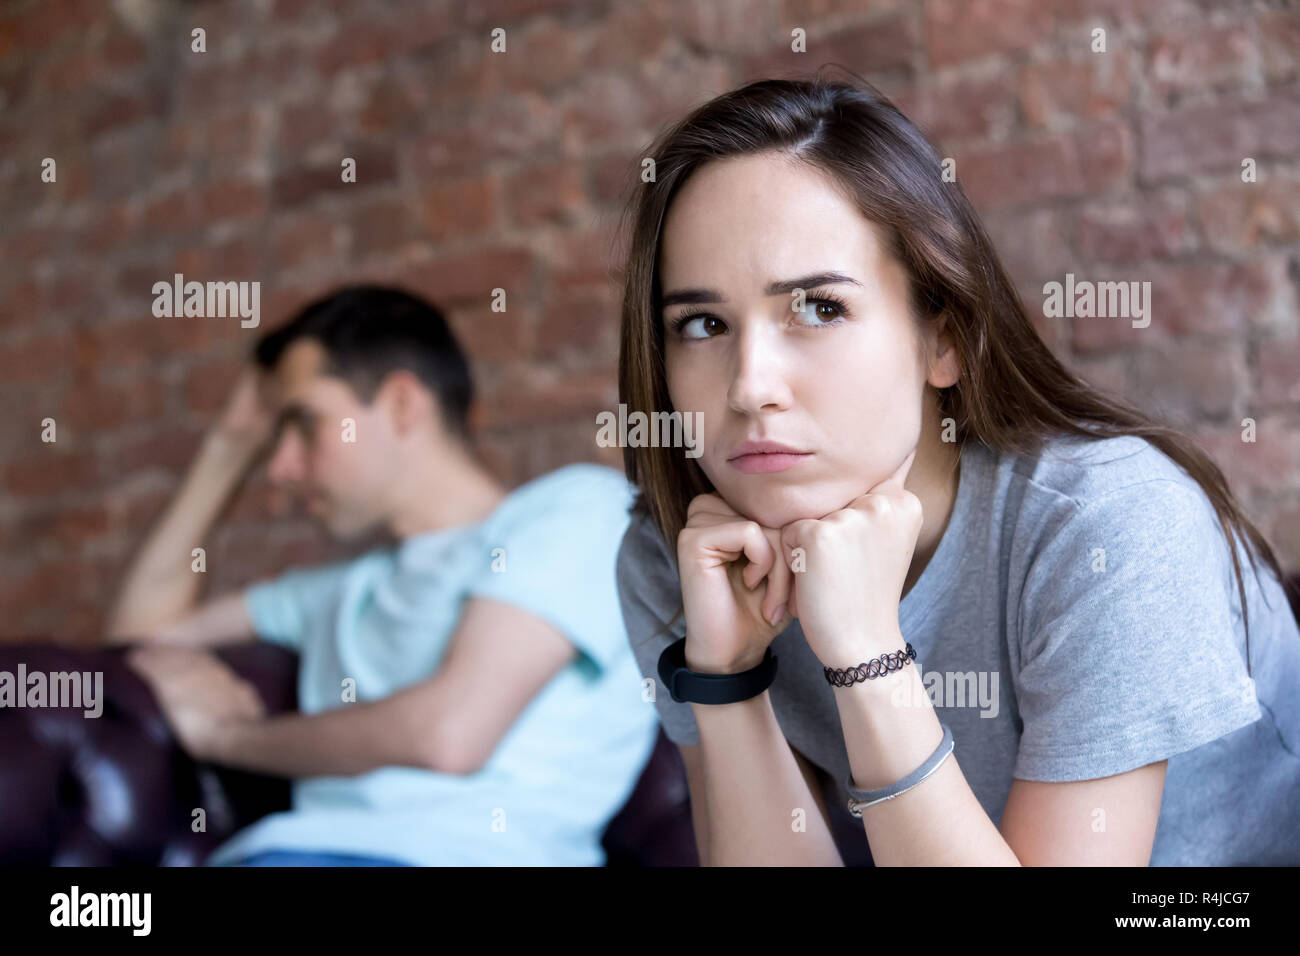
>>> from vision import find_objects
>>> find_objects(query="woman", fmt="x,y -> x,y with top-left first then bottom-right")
614,73 -> 1300,866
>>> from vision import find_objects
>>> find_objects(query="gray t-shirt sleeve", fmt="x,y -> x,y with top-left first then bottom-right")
615,508 -> 701,746
1012,478 -> 1264,781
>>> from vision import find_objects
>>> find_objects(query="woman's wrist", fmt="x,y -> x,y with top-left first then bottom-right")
684,645 -> 768,675
812,622 -> 907,673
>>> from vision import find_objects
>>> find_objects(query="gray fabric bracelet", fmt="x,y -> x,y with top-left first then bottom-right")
845,722 -> 955,817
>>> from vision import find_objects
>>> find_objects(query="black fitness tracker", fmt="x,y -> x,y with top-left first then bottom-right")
657,636 -> 778,704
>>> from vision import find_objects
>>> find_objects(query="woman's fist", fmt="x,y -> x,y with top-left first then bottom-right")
677,493 -> 794,675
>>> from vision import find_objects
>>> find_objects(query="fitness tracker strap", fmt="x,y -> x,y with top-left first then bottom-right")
657,636 -> 778,704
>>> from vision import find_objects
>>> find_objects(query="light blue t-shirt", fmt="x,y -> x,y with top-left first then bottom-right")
206,463 -> 659,866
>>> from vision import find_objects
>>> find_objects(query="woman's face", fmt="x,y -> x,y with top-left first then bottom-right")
659,151 -> 956,529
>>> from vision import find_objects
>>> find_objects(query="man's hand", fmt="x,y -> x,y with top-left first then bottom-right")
214,367 -> 276,449
126,646 -> 265,761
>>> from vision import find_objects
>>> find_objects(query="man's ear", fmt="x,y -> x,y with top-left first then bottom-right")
925,312 -> 961,390
382,370 -> 436,436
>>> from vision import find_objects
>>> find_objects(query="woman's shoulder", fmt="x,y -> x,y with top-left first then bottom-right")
982,430 -> 1239,594
615,495 -> 680,588
618,494 -> 672,558
1001,431 -> 1200,512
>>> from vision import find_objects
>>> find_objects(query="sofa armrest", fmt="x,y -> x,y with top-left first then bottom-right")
0,640 -> 298,865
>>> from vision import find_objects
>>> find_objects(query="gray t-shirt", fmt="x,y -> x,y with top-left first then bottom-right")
616,433 -> 1300,866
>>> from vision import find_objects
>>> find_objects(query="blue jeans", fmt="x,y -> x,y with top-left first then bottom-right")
229,849 -> 413,867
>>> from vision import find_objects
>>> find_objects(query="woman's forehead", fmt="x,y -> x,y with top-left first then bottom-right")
659,158 -> 888,293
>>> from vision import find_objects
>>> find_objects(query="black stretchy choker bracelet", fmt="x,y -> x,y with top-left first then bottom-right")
824,642 -> 917,687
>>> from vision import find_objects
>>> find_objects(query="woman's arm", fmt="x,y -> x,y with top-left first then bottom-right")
687,691 -> 844,866
832,643 -> 1165,865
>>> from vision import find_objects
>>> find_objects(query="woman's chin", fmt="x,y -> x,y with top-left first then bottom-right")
725,485 -> 859,530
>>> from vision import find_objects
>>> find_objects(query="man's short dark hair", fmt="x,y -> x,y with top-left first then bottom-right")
253,285 -> 474,442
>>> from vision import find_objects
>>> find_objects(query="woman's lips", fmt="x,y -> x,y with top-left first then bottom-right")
728,452 -> 813,474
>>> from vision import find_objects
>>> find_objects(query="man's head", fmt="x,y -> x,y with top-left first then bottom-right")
252,285 -> 474,540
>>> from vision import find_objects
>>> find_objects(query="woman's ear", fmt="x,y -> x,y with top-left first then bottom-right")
924,312 -> 961,390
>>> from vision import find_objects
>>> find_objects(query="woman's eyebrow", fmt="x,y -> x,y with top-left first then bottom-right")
661,271 -> 862,308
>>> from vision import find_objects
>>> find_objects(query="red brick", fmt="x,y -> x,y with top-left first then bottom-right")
349,197 -> 422,261
394,246 -> 536,308
1259,10 -> 1300,85
1075,118 -> 1133,193
14,504 -> 112,550
271,214 -> 345,273
744,14 -> 916,80
505,160 -> 586,228
1269,506 -> 1300,572
1193,419 -> 1300,498
2,449 -> 99,498
183,359 -> 245,416
1196,171 -> 1300,254
105,427 -> 207,478
925,0 -> 1054,68
1071,260 -> 1283,350
85,313 -> 219,368
1050,0 -> 1198,28
535,282 -> 619,365
0,334 -> 70,384
897,72 -> 1017,145
550,227 -> 626,287
957,135 -> 1085,211
585,1 -> 676,71
276,100 -> 341,155
476,363 -> 617,428
499,17 -> 590,92
56,375 -> 170,433
141,189 -> 206,235
447,302 -> 530,363
1131,339 -> 1248,421
1018,49 -> 1131,129
1258,336 -> 1300,408
984,208 -> 1074,289
1075,192 -> 1198,262
272,146 -> 397,207
1151,260 -> 1285,337
1147,25 -> 1256,103
417,92 -> 560,177
1139,91 -> 1300,182
419,174 -> 499,243
200,178 -> 270,224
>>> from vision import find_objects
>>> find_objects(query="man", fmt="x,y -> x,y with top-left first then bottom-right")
107,285 -> 658,866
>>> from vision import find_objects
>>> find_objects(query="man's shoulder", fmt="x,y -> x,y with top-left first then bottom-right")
490,463 -> 634,527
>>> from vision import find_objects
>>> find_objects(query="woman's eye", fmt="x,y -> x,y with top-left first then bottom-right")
793,297 -> 848,327
673,314 -> 726,339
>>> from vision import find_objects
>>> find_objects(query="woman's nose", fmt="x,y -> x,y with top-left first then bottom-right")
726,322 -> 793,415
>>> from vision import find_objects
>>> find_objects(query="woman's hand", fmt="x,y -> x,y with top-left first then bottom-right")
677,493 -> 795,674
779,449 -> 923,669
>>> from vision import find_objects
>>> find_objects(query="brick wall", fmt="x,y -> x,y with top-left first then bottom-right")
0,0 -> 1296,642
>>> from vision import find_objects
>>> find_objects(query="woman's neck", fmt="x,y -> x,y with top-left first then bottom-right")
901,411 -> 963,599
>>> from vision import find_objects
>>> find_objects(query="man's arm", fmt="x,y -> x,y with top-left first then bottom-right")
106,371 -> 271,644
119,590 -> 259,649
195,595 -> 577,777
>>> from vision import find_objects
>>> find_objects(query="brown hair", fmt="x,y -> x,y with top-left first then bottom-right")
616,71 -> 1293,674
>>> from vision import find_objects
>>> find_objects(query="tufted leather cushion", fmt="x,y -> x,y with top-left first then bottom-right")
0,640 -> 698,866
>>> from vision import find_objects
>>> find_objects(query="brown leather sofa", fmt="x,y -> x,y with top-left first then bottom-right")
0,640 -> 700,866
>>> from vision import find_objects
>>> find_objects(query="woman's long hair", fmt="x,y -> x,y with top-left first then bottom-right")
616,70 -> 1292,671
